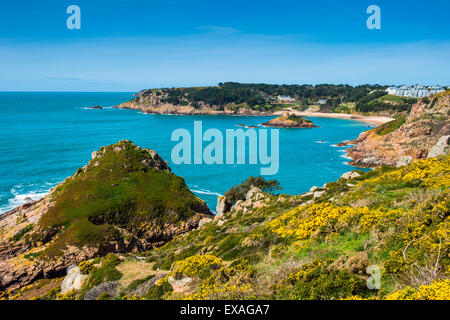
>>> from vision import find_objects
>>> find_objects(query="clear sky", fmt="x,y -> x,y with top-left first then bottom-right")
1,0 -> 449,91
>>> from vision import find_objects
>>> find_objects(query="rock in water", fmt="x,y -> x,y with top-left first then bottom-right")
0,140 -> 212,291
427,135 -> 450,158
262,115 -> 317,128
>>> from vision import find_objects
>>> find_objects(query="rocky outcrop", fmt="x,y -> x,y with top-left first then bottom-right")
427,135 -> 450,158
61,266 -> 88,294
230,186 -> 269,215
83,281 -> 119,300
129,274 -> 166,297
216,196 -> 231,219
116,90 -> 273,116
262,115 -> 317,128
0,140 -> 212,291
396,156 -> 413,167
347,91 -> 450,167
340,171 -> 361,180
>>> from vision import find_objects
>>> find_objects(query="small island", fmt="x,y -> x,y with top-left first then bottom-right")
88,105 -> 103,109
262,114 -> 317,128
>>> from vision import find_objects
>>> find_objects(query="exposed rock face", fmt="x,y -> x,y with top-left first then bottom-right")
216,196 -> 231,219
347,92 -> 450,167
129,274 -> 166,297
262,115 -> 317,128
61,266 -> 88,294
340,171 -> 361,180
427,135 -> 450,158
0,140 -> 212,291
168,276 -> 194,294
116,90 -> 273,116
396,156 -> 414,167
83,281 -> 119,300
230,186 -> 269,215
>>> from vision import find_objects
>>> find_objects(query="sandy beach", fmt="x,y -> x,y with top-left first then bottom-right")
273,110 -> 394,126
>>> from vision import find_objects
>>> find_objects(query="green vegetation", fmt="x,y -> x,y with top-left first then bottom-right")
224,176 -> 281,204
374,114 -> 407,135
134,82 -> 389,112
356,92 -> 417,113
12,224 -> 33,241
287,114 -> 312,123
135,156 -> 449,300
78,254 -> 123,299
34,140 -> 209,258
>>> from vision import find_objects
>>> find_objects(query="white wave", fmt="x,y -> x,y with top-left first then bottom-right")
314,140 -> 327,144
1,186 -> 50,214
339,154 -> 353,160
191,189 -> 223,197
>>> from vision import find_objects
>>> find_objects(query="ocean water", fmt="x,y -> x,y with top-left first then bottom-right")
0,92 -> 372,213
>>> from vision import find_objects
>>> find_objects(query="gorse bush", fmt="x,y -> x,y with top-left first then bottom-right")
278,259 -> 370,300
172,254 -> 223,279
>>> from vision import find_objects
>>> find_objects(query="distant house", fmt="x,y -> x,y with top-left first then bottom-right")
318,99 -> 327,104
277,95 -> 295,102
387,85 -> 444,98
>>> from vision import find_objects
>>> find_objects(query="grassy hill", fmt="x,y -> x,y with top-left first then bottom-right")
6,154 -> 448,300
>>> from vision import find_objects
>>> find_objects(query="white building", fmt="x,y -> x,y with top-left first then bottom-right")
277,95 -> 295,102
386,85 -> 445,98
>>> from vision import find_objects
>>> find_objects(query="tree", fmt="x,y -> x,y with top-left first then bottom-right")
224,176 -> 281,204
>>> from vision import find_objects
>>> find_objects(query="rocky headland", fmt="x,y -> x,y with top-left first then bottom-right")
347,91 -> 450,167
0,140 -> 212,291
116,89 -> 273,116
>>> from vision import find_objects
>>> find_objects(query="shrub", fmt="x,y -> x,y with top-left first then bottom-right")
172,254 -> 223,279
278,259 -> 370,300
146,277 -> 173,299
78,260 -> 95,275
386,279 -> 450,300
225,176 -> 281,204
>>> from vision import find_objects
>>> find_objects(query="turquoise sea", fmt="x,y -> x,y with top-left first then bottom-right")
0,92 -> 372,213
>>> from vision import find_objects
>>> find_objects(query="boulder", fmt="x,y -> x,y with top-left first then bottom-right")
427,135 -> 450,158
245,186 -> 263,202
129,274 -> 166,297
396,156 -> 413,167
168,276 -> 194,294
309,186 -> 318,192
60,266 -> 88,294
313,191 -> 326,198
198,217 -> 213,227
216,196 -> 231,218
83,281 -> 119,300
340,171 -> 361,180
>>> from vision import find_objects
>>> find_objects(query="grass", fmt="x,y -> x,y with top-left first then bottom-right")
35,140 -> 209,258
374,114 -> 406,135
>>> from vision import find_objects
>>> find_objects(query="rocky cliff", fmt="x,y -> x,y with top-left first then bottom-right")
0,140 -> 212,291
116,89 -> 273,115
347,91 -> 450,167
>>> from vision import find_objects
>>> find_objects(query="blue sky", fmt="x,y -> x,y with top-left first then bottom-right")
0,0 -> 449,91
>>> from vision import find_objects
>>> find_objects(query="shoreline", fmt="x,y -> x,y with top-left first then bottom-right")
118,105 -> 393,126
274,110 -> 394,125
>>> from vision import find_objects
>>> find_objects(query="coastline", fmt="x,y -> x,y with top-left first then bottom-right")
274,110 -> 394,125
117,104 -> 393,126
